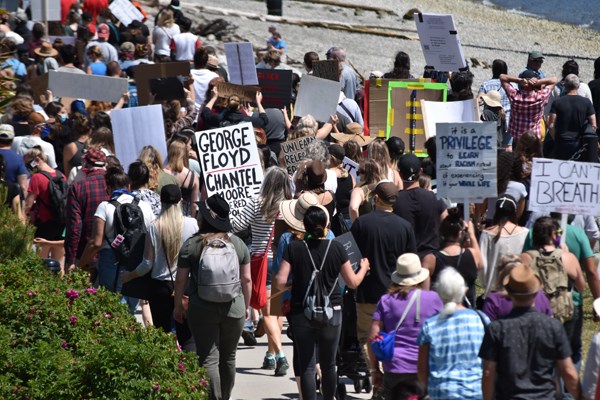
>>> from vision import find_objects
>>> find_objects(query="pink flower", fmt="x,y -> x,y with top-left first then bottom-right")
177,363 -> 186,372
200,378 -> 207,388
177,344 -> 182,352
85,288 -> 97,295
152,384 -> 160,391
65,289 -> 79,300
93,320 -> 101,326
27,290 -> 35,298
61,341 -> 68,349
69,315 -> 77,324
103,312 -> 111,319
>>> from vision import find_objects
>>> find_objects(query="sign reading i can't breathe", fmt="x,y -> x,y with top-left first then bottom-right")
196,122 -> 264,217
529,158 -> 600,216
436,121 -> 497,201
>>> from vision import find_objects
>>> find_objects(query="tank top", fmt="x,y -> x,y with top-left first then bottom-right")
335,175 -> 353,218
180,170 -> 195,217
358,185 -> 374,216
431,248 -> 478,306
69,140 -> 86,170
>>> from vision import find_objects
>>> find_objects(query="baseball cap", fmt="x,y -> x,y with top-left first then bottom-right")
373,180 -> 398,204
0,124 -> 14,140
97,23 -> 110,39
528,50 -> 545,59
398,153 -> 421,181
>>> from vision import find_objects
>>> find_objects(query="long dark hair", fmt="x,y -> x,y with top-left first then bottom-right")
492,195 -> 517,242
304,206 -> 328,239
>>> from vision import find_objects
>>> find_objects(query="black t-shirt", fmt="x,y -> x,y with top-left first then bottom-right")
550,95 -> 594,140
589,78 -> 600,123
479,308 -> 571,400
351,210 -> 417,304
283,239 -> 348,314
393,187 -> 446,256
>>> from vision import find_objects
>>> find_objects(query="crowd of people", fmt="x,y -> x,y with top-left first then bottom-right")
2,1 -> 600,400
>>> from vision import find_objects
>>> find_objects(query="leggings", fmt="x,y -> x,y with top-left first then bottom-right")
289,312 -> 341,400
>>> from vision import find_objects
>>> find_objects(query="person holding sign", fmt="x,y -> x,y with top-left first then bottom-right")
201,87 -> 268,130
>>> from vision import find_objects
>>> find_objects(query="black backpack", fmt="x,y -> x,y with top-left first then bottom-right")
108,198 -> 147,270
39,171 -> 68,225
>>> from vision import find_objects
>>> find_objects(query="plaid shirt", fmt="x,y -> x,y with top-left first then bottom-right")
504,83 -> 553,139
65,169 -> 108,265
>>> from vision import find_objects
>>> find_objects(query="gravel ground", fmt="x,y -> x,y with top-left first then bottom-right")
160,0 -> 600,88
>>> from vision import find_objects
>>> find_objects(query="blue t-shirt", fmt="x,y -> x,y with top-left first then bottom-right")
272,39 -> 286,53
90,61 -> 107,76
0,148 -> 27,184
3,58 -> 26,79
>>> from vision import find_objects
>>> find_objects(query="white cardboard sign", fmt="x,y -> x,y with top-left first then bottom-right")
436,121 -> 497,201
421,99 -> 479,139
529,158 -> 600,216
195,122 -> 264,217
294,75 -> 340,123
31,0 -> 60,22
224,42 -> 259,86
415,13 -> 467,72
111,105 -> 167,171
48,71 -> 128,102
342,157 -> 359,180
109,0 -> 144,27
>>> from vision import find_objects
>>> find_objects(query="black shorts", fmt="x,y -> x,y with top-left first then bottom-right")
35,220 -> 65,241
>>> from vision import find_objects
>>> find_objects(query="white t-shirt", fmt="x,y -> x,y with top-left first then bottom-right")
152,25 -> 180,56
486,180 -> 528,221
12,135 -> 57,168
191,68 -> 219,109
94,194 -> 156,249
172,32 -> 199,61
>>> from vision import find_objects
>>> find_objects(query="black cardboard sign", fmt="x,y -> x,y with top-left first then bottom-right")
134,62 -> 190,105
257,68 -> 293,109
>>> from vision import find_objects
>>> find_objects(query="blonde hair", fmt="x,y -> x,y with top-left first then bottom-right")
138,146 -> 164,190
158,9 -> 174,27
368,139 -> 392,169
166,140 -> 188,173
388,283 -> 421,298
24,147 -> 48,164
157,202 -> 184,270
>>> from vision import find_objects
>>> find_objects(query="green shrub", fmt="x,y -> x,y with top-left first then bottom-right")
0,205 -> 34,263
0,254 -> 208,399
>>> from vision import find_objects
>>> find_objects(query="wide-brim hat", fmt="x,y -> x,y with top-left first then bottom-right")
391,253 -> 429,286
197,194 -> 232,232
279,192 -> 328,233
34,41 -> 58,58
481,90 -> 502,108
331,132 -> 375,147
503,263 -> 541,296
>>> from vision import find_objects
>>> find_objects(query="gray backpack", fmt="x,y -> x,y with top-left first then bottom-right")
197,235 -> 240,303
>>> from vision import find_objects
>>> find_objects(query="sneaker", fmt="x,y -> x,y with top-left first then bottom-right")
241,330 -> 257,346
274,356 -> 289,376
262,355 -> 276,370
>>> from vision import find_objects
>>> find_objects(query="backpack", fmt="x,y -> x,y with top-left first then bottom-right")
526,249 -> 574,323
302,240 -> 338,327
108,197 -> 147,270
197,235 -> 241,303
39,171 -> 68,225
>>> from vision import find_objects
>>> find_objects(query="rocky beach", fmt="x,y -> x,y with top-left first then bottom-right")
153,0 -> 600,88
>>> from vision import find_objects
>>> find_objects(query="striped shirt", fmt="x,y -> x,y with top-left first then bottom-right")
230,196 -> 275,257
418,309 -> 488,400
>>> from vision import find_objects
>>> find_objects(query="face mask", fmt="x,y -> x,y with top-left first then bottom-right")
59,114 -> 68,123
553,235 -> 562,247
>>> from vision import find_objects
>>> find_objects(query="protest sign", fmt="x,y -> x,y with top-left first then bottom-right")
436,122 -> 497,202
48,71 -> 128,102
270,287 -> 292,316
112,105 -> 167,171
312,60 -> 340,82
294,75 -> 340,123
421,99 -> 479,139
257,68 -> 293,109
196,122 -> 264,217
216,82 -> 260,102
415,13 -> 467,72
343,156 -> 359,180
48,36 -> 76,46
134,62 -> 190,105
334,232 -> 363,273
109,0 -> 144,26
0,0 -> 18,12
31,0 -> 60,21
280,135 -> 316,175
224,42 -> 259,86
529,158 -> 600,216
386,81 -> 447,153
149,77 -> 185,102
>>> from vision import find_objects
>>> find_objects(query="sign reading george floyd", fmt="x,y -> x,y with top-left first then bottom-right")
257,68 -> 293,109
436,121 -> 497,201
195,122 -> 264,217
529,158 -> 600,216
281,135 -> 316,175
